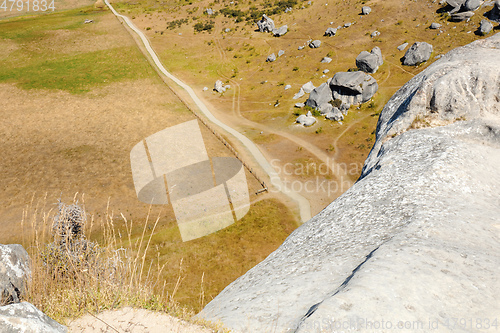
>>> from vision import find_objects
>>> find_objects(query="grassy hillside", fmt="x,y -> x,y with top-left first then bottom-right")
0,5 -> 298,319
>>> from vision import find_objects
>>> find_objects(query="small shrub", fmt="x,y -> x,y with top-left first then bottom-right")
315,127 -> 323,134
292,66 -> 299,71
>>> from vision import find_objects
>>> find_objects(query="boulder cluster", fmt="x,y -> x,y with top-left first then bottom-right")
256,14 -> 288,37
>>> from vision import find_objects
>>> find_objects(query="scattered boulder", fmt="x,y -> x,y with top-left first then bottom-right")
361,6 -> 371,15
256,14 -> 275,32
305,83 -> 333,108
397,42 -> 409,51
278,50 -> 285,57
479,19 -> 494,35
214,80 -> 226,93
198,34 -> 500,333
371,30 -> 380,38
295,111 -> 316,126
273,25 -> 288,37
0,302 -> 67,332
225,28 -> 231,33
206,8 -> 214,15
84,19 -> 94,24
402,42 -> 433,66
464,0 -> 481,11
266,53 -> 276,62
94,0 -> 104,9
203,87 -> 208,91
450,11 -> 475,21
344,22 -> 352,27
321,57 -> 332,63
317,102 -> 333,115
323,69 -> 330,74
325,107 -> 344,121
284,84 -> 292,90
294,102 -> 305,108
324,27 -> 337,36
356,47 -> 383,73
309,40 -> 321,48
330,71 -> 378,105
0,244 -> 30,305
430,22 -> 442,29
446,0 -> 466,13
301,81 -> 316,94
298,45 -> 304,50
293,88 -> 305,99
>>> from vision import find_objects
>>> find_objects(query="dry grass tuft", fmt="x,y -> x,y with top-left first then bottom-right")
21,193 -> 214,328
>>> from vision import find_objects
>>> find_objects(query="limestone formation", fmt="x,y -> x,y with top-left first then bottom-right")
309,40 -> 321,48
320,57 -> 332,63
0,244 -> 30,304
325,107 -> 343,121
479,19 -> 494,35
266,53 -> 276,62
214,80 -> 226,93
361,6 -> 371,15
273,25 -> 288,37
329,71 -> 378,105
0,302 -> 67,332
278,50 -> 285,57
295,112 -> 316,126
305,83 -> 333,108
464,0 -> 481,11
301,81 -> 316,94
356,47 -> 383,73
370,30 -> 380,38
402,42 -> 433,65
324,27 -> 337,36
397,42 -> 409,51
450,11 -> 475,21
198,33 -> 500,333
430,22 -> 442,29
317,102 -> 333,115
293,88 -> 305,99
256,14 -> 275,32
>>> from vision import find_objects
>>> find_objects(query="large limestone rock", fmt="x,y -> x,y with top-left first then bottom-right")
295,111 -> 316,126
324,27 -> 337,36
256,14 -> 275,32
464,0 -> 481,11
213,80 -> 225,93
329,71 -> 378,105
402,42 -> 433,65
305,83 -> 333,108
356,47 -> 383,73
273,25 -> 288,37
0,244 -> 30,305
198,33 -> 500,333
0,302 -> 67,332
479,19 -> 494,35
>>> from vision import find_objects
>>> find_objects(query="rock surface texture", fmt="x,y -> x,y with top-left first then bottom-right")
356,47 -> 383,73
329,71 -> 378,105
199,33 -> 500,333
0,302 -> 67,332
403,41 -> 433,65
0,244 -> 30,304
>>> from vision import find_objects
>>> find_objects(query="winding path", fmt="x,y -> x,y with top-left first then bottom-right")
104,0 -> 312,222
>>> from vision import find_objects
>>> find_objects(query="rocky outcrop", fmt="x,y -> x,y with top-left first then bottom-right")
0,302 -> 67,332
361,6 -> 371,15
295,111 -> 316,126
450,10 -> 474,21
309,40 -> 321,48
266,53 -> 276,62
256,14 -> 275,32
402,41 -> 433,65
199,33 -> 500,333
324,27 -> 337,36
397,42 -> 409,51
330,71 -> 378,105
356,47 -> 383,73
214,80 -> 225,93
0,244 -> 30,305
273,25 -> 288,37
305,83 -> 333,108
479,19 -> 494,35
